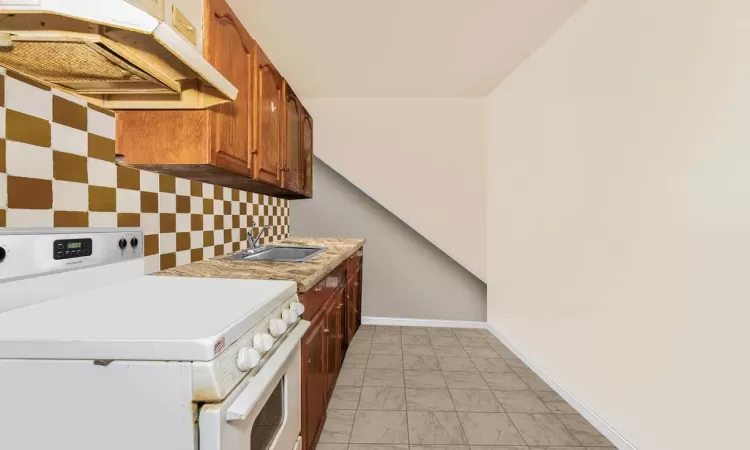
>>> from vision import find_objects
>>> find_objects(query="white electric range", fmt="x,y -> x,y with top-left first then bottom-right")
0,228 -> 309,450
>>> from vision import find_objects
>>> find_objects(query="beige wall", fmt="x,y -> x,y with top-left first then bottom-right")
486,1 -> 750,449
302,98 -> 486,281
292,159 -> 486,322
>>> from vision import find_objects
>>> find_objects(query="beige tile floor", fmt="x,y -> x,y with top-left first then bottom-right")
317,325 -> 616,450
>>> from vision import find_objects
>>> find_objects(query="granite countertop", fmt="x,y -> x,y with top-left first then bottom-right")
156,237 -> 365,292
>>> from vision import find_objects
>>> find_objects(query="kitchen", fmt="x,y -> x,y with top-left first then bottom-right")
0,1 -> 370,449
2,1 -> 746,450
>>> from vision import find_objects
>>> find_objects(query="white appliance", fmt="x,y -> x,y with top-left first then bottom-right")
0,228 -> 309,450
0,0 -> 238,109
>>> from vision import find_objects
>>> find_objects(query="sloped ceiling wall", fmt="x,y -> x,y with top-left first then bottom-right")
228,0 -> 585,280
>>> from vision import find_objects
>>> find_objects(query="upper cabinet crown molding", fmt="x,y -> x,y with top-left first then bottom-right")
115,0 -> 313,199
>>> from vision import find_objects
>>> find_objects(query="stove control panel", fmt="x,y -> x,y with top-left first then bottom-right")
0,228 -> 143,283
53,238 -> 93,260
192,294 -> 304,400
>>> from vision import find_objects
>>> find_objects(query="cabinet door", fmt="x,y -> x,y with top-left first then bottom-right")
255,49 -> 284,186
302,318 -> 326,450
301,109 -> 314,197
323,295 -> 337,396
324,290 -> 344,397
335,288 -> 345,367
345,276 -> 355,344
205,0 -> 254,176
283,88 -> 303,193
347,270 -> 361,342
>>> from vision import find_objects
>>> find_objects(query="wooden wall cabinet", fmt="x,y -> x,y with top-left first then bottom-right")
206,0 -> 255,177
300,249 -> 364,450
283,86 -> 303,194
281,83 -> 313,196
115,0 -> 313,199
255,48 -> 284,187
300,108 -> 314,197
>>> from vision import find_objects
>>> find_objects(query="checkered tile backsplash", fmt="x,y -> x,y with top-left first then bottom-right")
0,68 -> 290,274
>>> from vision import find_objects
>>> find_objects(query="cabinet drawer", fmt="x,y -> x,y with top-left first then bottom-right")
301,266 -> 345,320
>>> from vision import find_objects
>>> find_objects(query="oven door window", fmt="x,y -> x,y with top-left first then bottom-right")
251,376 -> 285,450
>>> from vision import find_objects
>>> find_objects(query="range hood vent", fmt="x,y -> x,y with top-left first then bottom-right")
0,40 -> 175,94
0,1 -> 238,109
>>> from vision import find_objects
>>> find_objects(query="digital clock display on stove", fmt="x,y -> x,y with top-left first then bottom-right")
53,239 -> 92,260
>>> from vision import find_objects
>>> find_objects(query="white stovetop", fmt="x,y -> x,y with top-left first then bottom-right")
0,276 -> 297,361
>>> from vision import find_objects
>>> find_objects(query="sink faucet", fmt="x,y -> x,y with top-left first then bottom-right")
247,220 -> 272,250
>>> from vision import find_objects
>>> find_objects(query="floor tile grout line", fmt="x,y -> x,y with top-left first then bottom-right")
449,327 -> 475,447
339,327 -> 606,448
346,345 -> 369,444
403,365 -> 410,445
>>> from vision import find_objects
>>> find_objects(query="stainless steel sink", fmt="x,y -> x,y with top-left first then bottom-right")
224,245 -> 326,262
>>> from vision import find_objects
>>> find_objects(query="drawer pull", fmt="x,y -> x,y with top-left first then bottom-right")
324,328 -> 330,333
314,286 -> 323,293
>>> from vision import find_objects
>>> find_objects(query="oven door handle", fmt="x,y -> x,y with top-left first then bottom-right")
226,320 -> 311,422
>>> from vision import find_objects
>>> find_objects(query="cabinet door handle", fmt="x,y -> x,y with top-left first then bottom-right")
337,304 -> 343,309
354,282 -> 359,287
324,328 -> 330,333
314,286 -> 322,293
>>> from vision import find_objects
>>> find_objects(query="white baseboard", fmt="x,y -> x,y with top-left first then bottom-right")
361,316 -> 489,329
486,324 -> 636,450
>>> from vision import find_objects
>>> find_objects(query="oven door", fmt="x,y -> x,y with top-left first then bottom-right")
199,321 -> 310,450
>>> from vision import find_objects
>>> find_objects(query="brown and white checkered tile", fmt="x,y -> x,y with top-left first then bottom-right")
0,67 -> 291,274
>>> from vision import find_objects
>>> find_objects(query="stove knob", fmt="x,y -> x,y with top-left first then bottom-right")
269,318 -> 288,338
118,238 -> 127,250
237,347 -> 262,371
290,301 -> 305,316
252,333 -> 275,353
281,308 -> 298,324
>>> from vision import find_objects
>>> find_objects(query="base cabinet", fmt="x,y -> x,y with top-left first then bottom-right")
345,256 -> 362,344
324,287 -> 344,396
301,318 -> 326,450
300,249 -> 363,450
